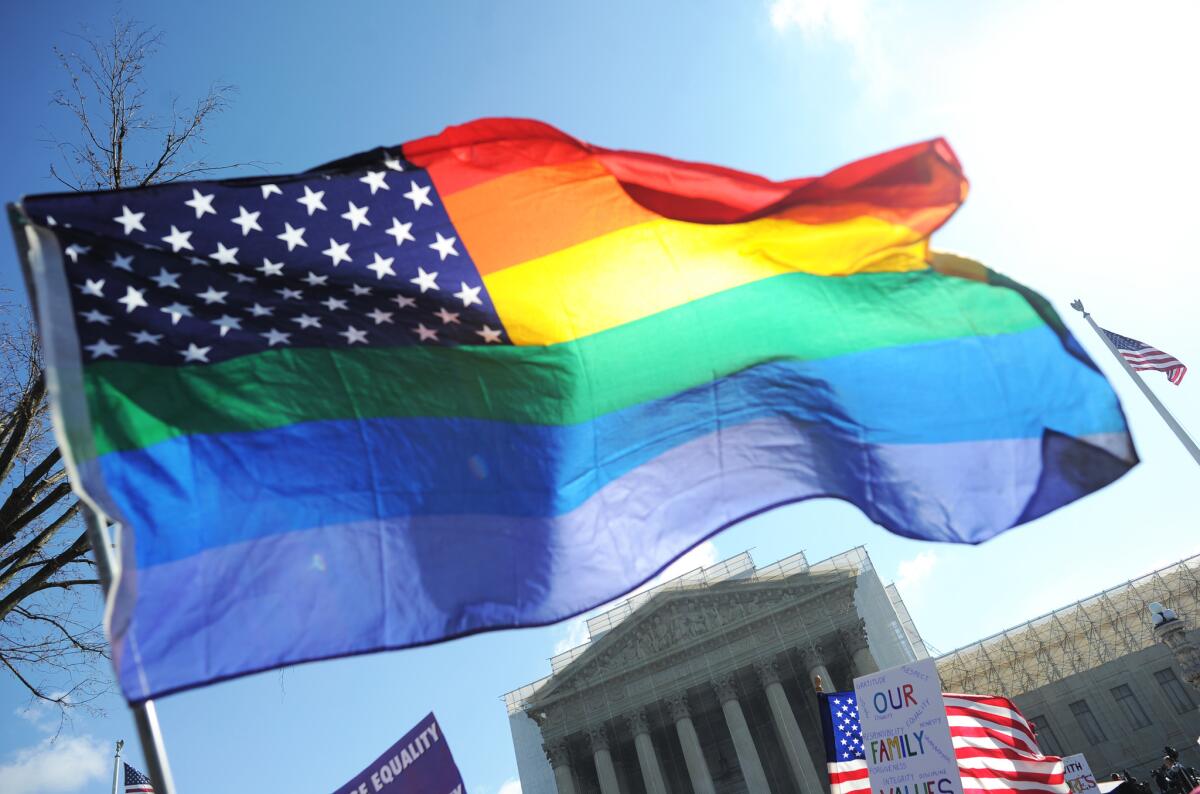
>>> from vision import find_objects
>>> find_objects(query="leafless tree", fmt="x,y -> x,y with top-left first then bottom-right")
0,308 -> 103,711
48,17 -> 238,191
2,17 -> 241,711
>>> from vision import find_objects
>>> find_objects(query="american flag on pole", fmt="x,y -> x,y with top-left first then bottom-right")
1101,328 -> 1187,385
124,762 -> 154,793
819,691 -> 1069,794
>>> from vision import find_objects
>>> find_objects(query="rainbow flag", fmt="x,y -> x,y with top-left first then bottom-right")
11,118 -> 1135,701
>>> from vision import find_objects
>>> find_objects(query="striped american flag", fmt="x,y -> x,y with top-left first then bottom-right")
1102,328 -> 1187,385
124,761 -> 154,793
820,691 -> 1068,794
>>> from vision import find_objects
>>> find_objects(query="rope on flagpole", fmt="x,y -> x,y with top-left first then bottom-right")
1070,299 -> 1200,467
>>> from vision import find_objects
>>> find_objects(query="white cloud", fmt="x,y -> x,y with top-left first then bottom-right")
0,736 -> 109,794
551,540 -> 721,655
553,616 -> 591,655
497,778 -> 522,794
768,0 -> 869,44
15,701 -> 63,735
895,551 -> 938,595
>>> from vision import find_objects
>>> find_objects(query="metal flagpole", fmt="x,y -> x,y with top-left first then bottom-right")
1071,299 -> 1200,467
81,506 -> 178,794
111,739 -> 123,794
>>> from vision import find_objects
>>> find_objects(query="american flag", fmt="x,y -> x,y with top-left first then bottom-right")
124,762 -> 154,793
1101,328 -> 1187,385
20,149 -> 507,368
819,691 -> 1069,794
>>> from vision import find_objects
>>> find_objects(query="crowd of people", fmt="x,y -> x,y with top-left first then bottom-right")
1109,747 -> 1199,794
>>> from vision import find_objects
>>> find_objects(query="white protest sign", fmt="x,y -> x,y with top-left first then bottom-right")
854,658 -> 964,794
1062,754 -> 1098,794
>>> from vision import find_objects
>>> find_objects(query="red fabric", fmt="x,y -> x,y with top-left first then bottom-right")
404,117 -> 965,228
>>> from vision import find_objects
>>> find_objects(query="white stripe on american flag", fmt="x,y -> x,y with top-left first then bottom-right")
826,693 -> 1067,794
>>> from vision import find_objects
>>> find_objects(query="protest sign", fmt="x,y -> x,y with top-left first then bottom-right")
1063,754 -> 1098,794
854,658 -> 964,794
332,712 -> 464,794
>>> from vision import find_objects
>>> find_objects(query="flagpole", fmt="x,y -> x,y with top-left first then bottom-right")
81,506 -> 178,794
1070,299 -> 1200,467
111,739 -> 123,794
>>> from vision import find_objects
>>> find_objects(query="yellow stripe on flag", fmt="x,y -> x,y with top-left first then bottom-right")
483,215 -> 931,346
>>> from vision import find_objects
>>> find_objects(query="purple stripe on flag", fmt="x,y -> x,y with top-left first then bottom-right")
110,419 -> 1133,701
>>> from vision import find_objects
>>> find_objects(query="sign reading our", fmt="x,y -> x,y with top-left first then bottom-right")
853,658 -> 964,794
332,712 -> 465,794
1062,754 -> 1098,794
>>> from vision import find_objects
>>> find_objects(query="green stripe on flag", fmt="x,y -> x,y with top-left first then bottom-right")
84,270 -> 1043,456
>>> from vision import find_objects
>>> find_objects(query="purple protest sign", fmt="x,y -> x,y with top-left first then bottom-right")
333,713 -> 465,794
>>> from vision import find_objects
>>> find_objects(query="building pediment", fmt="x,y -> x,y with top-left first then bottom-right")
528,570 -> 857,708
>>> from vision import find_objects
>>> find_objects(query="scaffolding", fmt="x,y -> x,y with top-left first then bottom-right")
501,547 -> 892,716
936,553 -> 1200,697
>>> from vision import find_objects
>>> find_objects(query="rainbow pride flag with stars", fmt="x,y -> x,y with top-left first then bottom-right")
12,118 -> 1135,700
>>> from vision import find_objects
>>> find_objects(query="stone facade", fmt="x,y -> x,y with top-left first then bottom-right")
1007,633 -> 1199,780
505,548 -> 926,794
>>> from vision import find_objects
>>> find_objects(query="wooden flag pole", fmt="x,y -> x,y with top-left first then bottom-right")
1071,299 -> 1200,467
81,505 -> 178,794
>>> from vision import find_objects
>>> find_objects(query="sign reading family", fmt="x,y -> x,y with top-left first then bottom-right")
332,713 -> 465,794
853,659 -> 964,794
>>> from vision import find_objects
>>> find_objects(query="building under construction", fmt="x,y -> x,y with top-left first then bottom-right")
937,553 -> 1200,779
503,550 -> 1200,793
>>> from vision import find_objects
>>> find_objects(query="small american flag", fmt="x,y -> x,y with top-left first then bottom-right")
124,761 -> 154,793
1102,328 -> 1187,385
819,691 -> 1069,794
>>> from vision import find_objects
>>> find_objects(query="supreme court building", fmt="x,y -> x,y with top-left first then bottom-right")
503,548 -> 1200,794
503,548 -> 929,794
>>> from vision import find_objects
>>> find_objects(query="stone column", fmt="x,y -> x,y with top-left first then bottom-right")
756,658 -> 824,794
712,673 -> 770,792
588,726 -> 621,794
804,646 -> 837,693
666,693 -> 716,794
841,621 -> 879,676
545,741 -> 578,794
626,709 -> 668,794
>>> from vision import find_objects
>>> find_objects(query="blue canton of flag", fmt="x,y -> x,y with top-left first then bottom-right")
124,761 -> 154,793
823,692 -> 865,761
22,150 -> 508,367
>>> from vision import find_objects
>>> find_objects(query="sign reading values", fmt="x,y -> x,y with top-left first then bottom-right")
1062,754 -> 1098,794
333,712 -> 465,794
853,658 -> 963,794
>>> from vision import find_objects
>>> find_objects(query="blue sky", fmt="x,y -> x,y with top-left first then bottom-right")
1,1 -> 1199,792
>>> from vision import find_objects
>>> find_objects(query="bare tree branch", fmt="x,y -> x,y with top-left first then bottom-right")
0,531 -> 89,623
46,18 -> 254,192
6,14 -> 248,711
0,502 -> 80,588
